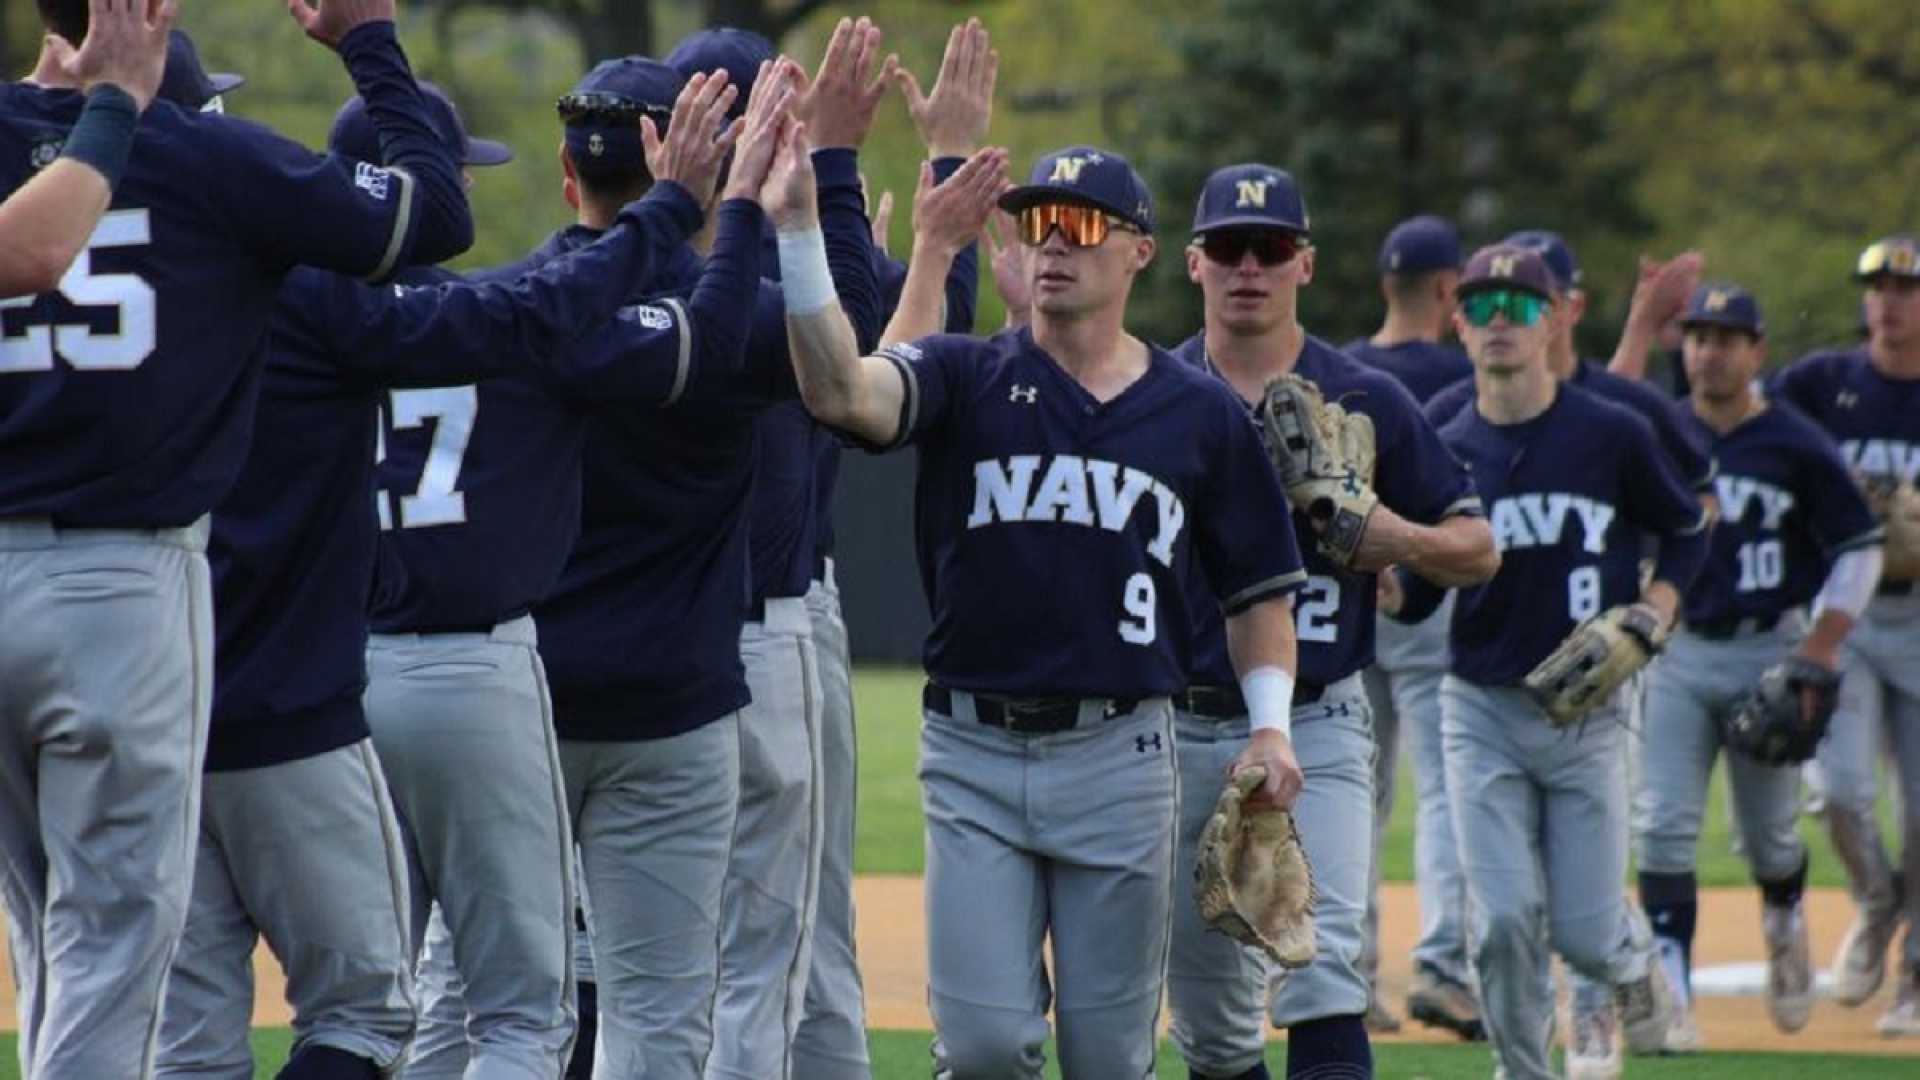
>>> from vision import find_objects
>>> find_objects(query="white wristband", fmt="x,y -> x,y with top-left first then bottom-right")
776,226 -> 835,315
1241,666 -> 1296,738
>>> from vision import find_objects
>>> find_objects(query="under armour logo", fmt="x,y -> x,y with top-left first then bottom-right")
1838,391 -> 1859,409
1135,733 -> 1162,753
1009,384 -> 1038,404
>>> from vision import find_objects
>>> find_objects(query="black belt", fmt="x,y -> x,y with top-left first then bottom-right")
1689,612 -> 1781,641
922,684 -> 1141,734
1881,580 -> 1915,598
1180,680 -> 1325,720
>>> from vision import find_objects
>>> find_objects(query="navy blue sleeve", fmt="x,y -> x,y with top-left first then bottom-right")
1620,413 -> 1710,593
307,183 -> 711,391
1424,376 -> 1474,429
1194,395 -> 1308,614
871,335 -> 973,449
209,22 -> 470,279
1389,566 -> 1446,623
1767,356 -> 1823,415
1626,377 -> 1715,490
814,148 -> 883,352
1368,374 -> 1480,524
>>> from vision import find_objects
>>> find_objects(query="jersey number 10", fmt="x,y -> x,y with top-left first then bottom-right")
0,210 -> 156,372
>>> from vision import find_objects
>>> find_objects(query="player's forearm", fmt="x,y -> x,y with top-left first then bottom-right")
881,238 -> 961,348
1226,597 -> 1300,737
1639,580 -> 1681,629
336,20 -> 473,266
1371,510 -> 1499,587
1607,312 -> 1659,381
0,161 -> 111,297
1797,609 -> 1855,669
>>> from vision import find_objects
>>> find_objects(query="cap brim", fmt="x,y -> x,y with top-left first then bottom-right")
1458,278 -> 1552,301
208,73 -> 245,94
1192,215 -> 1308,236
464,138 -> 515,167
1679,314 -> 1762,335
998,184 -> 1148,231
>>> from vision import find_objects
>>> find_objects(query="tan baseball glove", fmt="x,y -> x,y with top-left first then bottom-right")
1260,374 -> 1378,568
1865,480 -> 1920,582
1192,765 -> 1317,969
1523,603 -> 1668,727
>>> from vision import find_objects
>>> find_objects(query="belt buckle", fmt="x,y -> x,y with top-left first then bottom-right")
1000,697 -> 1062,734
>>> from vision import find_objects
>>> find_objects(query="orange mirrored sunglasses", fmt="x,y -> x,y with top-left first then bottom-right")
1016,203 -> 1138,248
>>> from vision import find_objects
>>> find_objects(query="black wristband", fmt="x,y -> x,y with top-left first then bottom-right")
60,84 -> 140,189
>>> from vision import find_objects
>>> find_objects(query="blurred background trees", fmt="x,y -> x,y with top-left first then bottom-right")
6,0 -> 1914,361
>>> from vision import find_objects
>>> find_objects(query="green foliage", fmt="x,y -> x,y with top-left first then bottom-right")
1131,0 -> 1648,351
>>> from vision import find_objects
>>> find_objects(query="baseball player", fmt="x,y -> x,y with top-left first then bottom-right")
2,2 -> 171,298
776,137 -> 1307,1078
1389,245 -> 1709,1080
0,1 -> 473,1075
160,74 -> 760,1080
1343,214 -> 1485,1039
1770,233 -> 1920,1035
1632,282 -> 1884,1051
1164,169 -> 1496,1079
459,55 -> 880,1080
155,29 -> 243,114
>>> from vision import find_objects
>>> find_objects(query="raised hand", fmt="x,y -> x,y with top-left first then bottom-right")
895,17 -> 996,160
288,0 -> 396,49
868,184 -> 895,255
793,16 -> 895,151
641,71 -> 739,207
760,115 -> 820,231
721,62 -> 798,204
983,208 -> 1031,326
910,147 -> 1009,260
50,0 -> 178,112
1627,250 -> 1705,330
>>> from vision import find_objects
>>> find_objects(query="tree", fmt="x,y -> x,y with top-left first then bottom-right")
1131,0 -> 1648,352
417,0 -> 835,64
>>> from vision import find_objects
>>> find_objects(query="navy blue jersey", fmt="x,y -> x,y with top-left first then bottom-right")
1341,337 -> 1474,404
1174,335 -> 1480,689
537,149 -> 882,741
0,24 -> 470,528
1426,360 -> 1716,491
370,198 -> 765,636
1682,402 -> 1882,626
1426,383 -> 1709,684
750,155 -> 981,597
1770,347 -> 1920,490
871,328 -> 1306,698
210,191 -> 728,772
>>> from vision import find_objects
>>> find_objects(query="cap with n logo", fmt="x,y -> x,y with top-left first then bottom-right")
1679,281 -> 1764,336
1191,163 -> 1308,236
998,145 -> 1156,234
1458,244 -> 1557,300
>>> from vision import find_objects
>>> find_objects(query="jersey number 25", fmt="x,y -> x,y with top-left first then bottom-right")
0,210 -> 155,372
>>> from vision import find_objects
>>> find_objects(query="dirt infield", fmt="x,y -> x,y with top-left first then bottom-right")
2,882 -> 1913,1055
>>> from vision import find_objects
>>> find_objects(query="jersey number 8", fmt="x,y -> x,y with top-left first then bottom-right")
0,210 -> 156,372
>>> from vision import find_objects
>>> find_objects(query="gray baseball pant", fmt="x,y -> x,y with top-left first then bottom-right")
1166,675 -> 1376,1076
0,519 -> 211,1080
364,615 -> 577,1080
1441,678 -> 1652,1080
1817,591 -> 1920,975
922,693 -> 1176,1079
156,739 -> 416,1077
1633,625 -> 1808,882
794,561 -> 874,1080
709,598 -> 825,1080
1371,600 -> 1470,984
558,716 -> 740,1080
1358,665 -> 1396,1002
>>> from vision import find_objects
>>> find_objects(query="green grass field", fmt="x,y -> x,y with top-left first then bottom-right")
4,666 -> 1906,1077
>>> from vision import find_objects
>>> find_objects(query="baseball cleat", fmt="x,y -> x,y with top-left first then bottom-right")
1565,997 -> 1622,1080
1877,976 -> 1920,1037
1663,1001 -> 1704,1054
1831,907 -> 1900,1007
1614,959 -> 1675,1056
1406,967 -> 1486,1041
1364,993 -> 1403,1034
1763,901 -> 1814,1032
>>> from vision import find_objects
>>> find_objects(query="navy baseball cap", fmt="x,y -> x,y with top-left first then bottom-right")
1190,164 -> 1308,236
560,58 -> 683,177
1458,244 -> 1558,301
1504,229 -> 1581,290
1854,234 -> 1920,281
1378,214 -> 1461,275
330,82 -> 513,167
1679,282 -> 1765,337
157,30 -> 243,112
665,28 -> 774,120
999,146 -> 1155,234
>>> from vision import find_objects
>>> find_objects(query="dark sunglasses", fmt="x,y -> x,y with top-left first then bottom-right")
1016,203 -> 1139,248
1460,288 -> 1551,327
556,92 -> 673,127
1197,228 -> 1305,268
